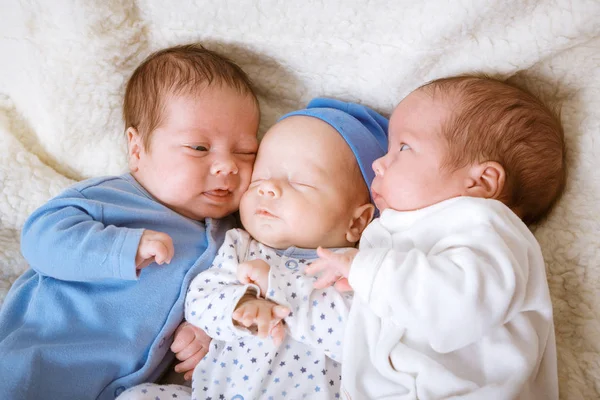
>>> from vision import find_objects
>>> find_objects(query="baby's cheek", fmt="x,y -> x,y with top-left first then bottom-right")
240,161 -> 255,182
291,211 -> 315,235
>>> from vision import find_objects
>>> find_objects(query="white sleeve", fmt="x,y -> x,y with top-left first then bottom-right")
266,267 -> 351,362
349,224 -> 530,353
185,229 -> 260,341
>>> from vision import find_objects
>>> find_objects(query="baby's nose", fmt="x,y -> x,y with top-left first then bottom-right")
210,157 -> 238,176
257,180 -> 281,198
372,157 -> 385,176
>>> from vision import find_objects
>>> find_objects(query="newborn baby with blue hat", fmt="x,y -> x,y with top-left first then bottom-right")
118,98 -> 389,400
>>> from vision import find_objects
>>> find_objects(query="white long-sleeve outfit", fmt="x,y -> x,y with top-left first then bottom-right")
186,228 -> 352,400
341,197 -> 558,400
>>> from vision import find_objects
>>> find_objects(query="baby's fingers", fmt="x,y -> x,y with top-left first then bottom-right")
175,349 -> 206,376
316,246 -> 336,260
232,306 -> 248,324
270,322 -> 286,347
184,370 -> 194,381
304,258 -> 328,276
334,277 -> 353,292
171,324 -> 194,353
174,339 -> 204,361
312,270 -> 341,289
256,312 -> 271,339
273,305 -> 290,319
234,305 -> 257,328
171,336 -> 192,355
153,238 -> 174,265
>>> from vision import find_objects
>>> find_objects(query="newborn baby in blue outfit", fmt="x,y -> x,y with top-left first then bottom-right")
0,44 -> 260,400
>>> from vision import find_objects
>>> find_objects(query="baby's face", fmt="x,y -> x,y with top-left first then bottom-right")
240,116 -> 366,249
371,89 -> 468,212
129,85 -> 259,220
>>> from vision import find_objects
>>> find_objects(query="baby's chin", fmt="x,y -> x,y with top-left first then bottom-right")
241,214 -> 350,249
174,204 -> 237,221
246,227 -> 347,250
242,222 -> 302,249
245,228 -> 292,250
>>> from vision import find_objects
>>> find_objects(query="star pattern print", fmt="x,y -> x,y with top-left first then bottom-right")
116,383 -> 191,400
185,229 -> 353,400
266,257 -> 352,362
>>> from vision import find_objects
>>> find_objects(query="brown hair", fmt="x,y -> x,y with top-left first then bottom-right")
123,44 -> 259,149
421,75 -> 566,224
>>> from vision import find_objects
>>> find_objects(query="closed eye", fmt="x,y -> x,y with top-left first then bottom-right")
235,149 -> 257,155
235,150 -> 257,159
291,182 -> 315,189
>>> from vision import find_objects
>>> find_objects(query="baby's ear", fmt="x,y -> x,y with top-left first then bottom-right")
464,161 -> 505,200
127,127 -> 142,172
345,203 -> 375,244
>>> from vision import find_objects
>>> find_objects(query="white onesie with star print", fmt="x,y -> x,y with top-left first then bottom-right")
185,228 -> 352,400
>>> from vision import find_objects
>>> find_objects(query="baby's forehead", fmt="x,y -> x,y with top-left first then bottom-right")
259,120 -> 359,172
262,116 -> 345,149
390,90 -> 452,133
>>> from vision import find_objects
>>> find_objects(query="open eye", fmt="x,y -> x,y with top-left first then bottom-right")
399,144 -> 411,151
188,145 -> 209,152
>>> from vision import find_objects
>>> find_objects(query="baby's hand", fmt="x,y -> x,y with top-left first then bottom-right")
305,247 -> 357,291
135,230 -> 174,271
171,322 -> 211,381
237,259 -> 270,296
233,295 -> 290,346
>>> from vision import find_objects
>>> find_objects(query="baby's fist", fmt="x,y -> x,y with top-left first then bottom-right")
237,259 -> 270,296
135,230 -> 174,271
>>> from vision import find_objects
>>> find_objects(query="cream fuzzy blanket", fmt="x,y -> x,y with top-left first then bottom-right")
1,0 -> 599,398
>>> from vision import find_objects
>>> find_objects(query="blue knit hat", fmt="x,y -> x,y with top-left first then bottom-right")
280,97 -> 389,208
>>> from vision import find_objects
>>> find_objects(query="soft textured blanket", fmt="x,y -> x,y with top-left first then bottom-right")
1,0 -> 599,398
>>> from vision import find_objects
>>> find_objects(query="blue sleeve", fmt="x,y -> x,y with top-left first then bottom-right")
20,187 -> 144,282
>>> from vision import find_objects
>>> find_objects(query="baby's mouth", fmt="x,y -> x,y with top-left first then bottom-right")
256,208 -> 277,218
203,189 -> 233,201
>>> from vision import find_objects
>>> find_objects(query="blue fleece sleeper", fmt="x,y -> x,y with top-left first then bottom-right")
0,173 -> 233,400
